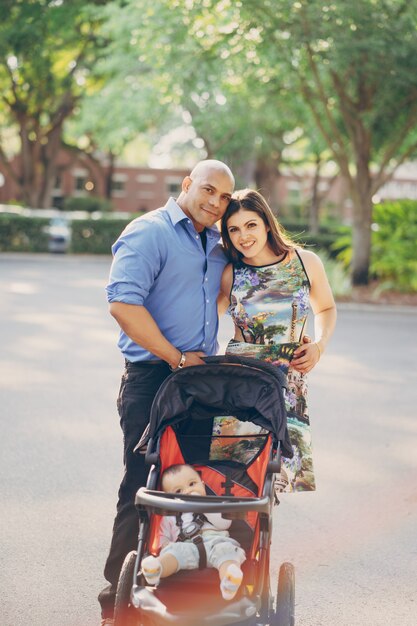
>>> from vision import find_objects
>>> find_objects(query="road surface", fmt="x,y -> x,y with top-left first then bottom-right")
1,254 -> 416,626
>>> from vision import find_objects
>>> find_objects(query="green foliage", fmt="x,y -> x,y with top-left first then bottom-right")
63,196 -> 112,213
0,212 -> 135,255
0,0 -> 111,207
333,201 -> 417,292
371,201 -> 417,292
239,0 -> 417,283
0,2 -> 104,115
95,0 -> 305,172
70,217 -> 136,254
294,233 -> 343,258
279,219 -> 346,258
331,231 -> 352,268
316,250 -> 352,298
0,214 -> 49,252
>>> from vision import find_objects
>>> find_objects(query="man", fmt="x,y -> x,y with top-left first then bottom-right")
99,160 -> 235,625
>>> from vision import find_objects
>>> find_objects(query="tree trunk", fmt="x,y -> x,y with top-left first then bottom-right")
351,210 -> 372,285
308,155 -> 321,235
349,123 -> 374,285
19,119 -> 42,207
351,173 -> 373,286
38,123 -> 63,208
105,151 -> 115,200
12,94 -> 75,208
254,155 -> 281,211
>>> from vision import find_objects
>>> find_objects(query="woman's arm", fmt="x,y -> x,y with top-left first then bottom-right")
217,263 -> 233,316
292,250 -> 337,374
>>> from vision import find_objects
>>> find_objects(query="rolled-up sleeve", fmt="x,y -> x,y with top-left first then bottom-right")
106,219 -> 165,305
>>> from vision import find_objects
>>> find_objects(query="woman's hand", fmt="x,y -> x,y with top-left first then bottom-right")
291,340 -> 322,374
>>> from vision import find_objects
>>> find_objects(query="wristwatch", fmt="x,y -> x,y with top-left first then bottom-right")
171,352 -> 186,371
177,352 -> 186,369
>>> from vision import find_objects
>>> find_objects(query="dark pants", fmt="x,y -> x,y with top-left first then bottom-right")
98,360 -> 171,618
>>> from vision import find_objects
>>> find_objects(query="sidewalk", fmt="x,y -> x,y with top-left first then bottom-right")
336,284 -> 417,314
336,301 -> 417,314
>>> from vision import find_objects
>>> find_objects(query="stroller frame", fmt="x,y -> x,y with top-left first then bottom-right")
114,356 -> 295,626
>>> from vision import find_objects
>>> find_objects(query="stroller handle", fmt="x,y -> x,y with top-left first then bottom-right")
135,487 -> 271,516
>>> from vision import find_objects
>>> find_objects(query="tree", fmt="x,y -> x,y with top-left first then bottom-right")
239,0 -> 417,284
0,0 -> 109,208
99,0 -> 307,202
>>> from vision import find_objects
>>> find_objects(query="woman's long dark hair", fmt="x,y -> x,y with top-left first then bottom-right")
221,189 -> 297,264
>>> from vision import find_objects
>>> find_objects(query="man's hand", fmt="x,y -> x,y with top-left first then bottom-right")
169,350 -> 206,369
182,351 -> 206,367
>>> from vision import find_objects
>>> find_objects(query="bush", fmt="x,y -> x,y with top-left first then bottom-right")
70,217 -> 135,254
316,250 -> 352,297
0,214 -> 49,252
371,200 -> 417,292
63,196 -> 113,213
0,212 -> 136,254
332,200 -> 417,292
277,218 -> 346,258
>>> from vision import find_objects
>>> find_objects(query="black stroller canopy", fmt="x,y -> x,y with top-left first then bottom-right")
146,356 -> 292,457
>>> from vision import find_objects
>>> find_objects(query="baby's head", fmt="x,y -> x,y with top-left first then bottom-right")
161,464 -> 206,496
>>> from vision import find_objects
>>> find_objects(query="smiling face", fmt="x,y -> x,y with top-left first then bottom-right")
226,209 -> 273,263
179,165 -> 234,232
161,465 -> 206,496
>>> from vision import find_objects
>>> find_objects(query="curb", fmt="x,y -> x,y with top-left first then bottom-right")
336,301 -> 417,314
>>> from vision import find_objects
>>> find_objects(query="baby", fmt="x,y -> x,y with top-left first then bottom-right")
141,464 -> 246,600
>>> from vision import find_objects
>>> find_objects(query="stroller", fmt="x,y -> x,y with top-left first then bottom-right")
114,355 -> 295,626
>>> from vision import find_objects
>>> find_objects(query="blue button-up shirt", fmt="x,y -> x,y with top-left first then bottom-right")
106,198 -> 228,362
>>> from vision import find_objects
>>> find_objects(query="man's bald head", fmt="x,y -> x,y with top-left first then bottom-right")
177,160 -> 235,231
189,160 -> 235,188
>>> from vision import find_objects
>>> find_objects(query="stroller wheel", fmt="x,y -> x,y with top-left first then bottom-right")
274,562 -> 295,626
114,551 -> 139,626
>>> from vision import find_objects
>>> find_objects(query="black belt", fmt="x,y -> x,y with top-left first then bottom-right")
125,359 -> 169,370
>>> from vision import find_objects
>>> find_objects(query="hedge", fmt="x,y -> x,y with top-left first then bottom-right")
0,215 -> 49,252
70,218 -> 135,254
0,211 -> 343,257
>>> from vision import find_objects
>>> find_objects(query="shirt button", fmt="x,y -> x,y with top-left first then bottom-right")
187,220 -> 191,224
206,299 -> 209,303
202,342 -> 206,347
206,321 -> 209,325
196,235 -> 199,239
205,277 -> 208,282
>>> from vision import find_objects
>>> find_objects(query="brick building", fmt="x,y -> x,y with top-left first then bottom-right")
1,152 -> 416,217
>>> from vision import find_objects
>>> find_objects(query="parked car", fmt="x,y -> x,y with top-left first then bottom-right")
45,216 -> 71,253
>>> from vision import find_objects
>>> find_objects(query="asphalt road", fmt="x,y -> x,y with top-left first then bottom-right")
1,254 -> 416,626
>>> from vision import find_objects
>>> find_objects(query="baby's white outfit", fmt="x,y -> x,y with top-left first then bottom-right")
159,512 -> 246,571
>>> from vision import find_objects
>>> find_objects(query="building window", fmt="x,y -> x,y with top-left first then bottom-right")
137,190 -> 155,199
72,168 -> 89,195
165,176 -> 182,195
53,175 -> 62,192
137,173 -> 157,184
75,176 -> 86,191
111,180 -> 125,192
111,174 -> 128,197
52,196 -> 64,209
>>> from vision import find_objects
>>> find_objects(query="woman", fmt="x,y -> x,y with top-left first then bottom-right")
218,189 -> 337,492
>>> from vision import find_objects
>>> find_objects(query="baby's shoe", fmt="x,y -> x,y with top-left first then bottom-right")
220,564 -> 243,600
141,555 -> 162,585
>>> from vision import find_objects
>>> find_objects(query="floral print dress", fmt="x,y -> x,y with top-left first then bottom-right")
225,249 -> 316,492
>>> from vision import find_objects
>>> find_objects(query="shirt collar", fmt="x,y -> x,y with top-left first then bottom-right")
165,197 -> 221,240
